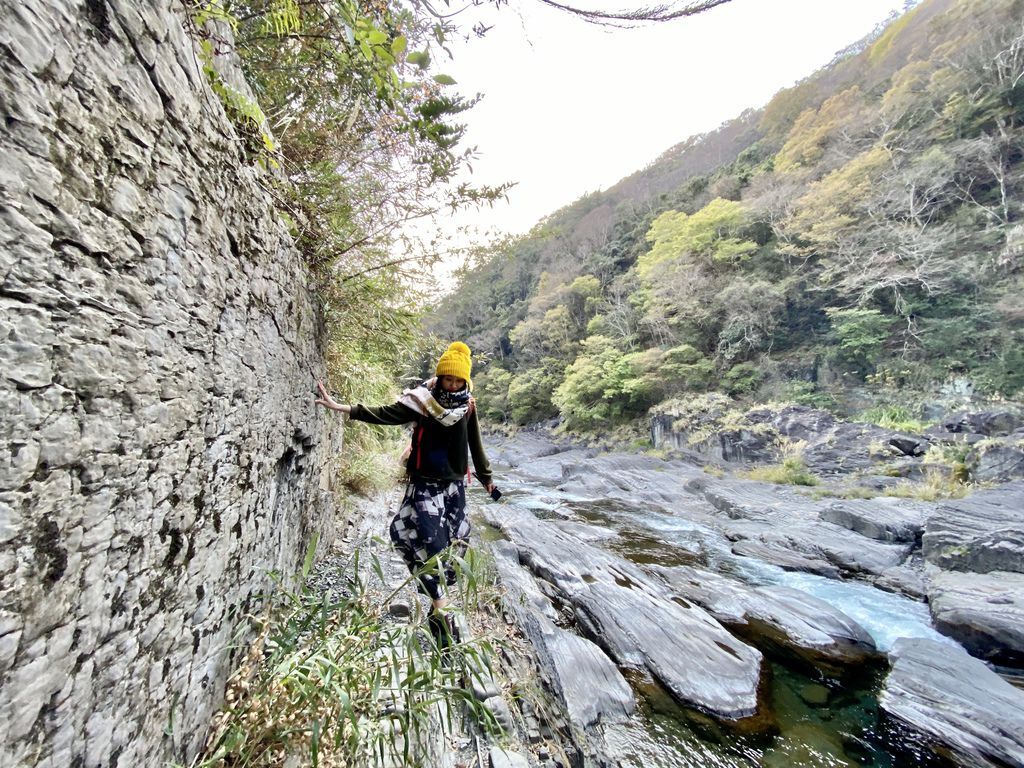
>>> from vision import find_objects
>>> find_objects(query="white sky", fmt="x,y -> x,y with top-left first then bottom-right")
426,0 -> 907,252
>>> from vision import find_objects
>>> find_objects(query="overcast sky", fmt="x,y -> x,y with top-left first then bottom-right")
427,0 -> 908,251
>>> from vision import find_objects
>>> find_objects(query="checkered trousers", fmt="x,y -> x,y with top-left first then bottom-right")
389,478 -> 470,600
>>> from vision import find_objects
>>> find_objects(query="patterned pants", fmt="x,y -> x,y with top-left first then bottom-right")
389,478 -> 470,601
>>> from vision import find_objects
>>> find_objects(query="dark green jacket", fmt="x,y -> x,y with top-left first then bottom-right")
349,402 -> 493,487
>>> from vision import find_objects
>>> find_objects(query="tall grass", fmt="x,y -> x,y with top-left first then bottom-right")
181,544 -> 503,768
857,405 -> 931,434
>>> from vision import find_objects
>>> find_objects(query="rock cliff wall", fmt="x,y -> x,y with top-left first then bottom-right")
0,1 -> 343,765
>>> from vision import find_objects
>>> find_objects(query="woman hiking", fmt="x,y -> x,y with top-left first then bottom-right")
315,341 -> 495,648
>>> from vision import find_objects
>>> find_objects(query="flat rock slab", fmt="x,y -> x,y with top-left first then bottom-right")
922,483 -> 1024,574
652,564 -> 878,671
927,567 -> 1024,665
820,498 -> 930,544
700,480 -> 914,580
491,543 -> 635,727
880,637 -> 1024,767
485,505 -> 763,721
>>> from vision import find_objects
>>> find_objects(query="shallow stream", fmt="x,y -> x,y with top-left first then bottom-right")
499,475 -> 958,767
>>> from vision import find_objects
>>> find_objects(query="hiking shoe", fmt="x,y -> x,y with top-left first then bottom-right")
428,611 -> 460,651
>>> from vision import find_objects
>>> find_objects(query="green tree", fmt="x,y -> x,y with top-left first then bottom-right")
827,308 -> 891,373
553,336 -> 660,429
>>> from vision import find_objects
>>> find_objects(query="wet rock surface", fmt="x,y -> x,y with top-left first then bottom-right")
697,479 -> 915,582
485,426 -> 1024,765
880,637 -> 1024,768
651,564 -> 879,672
491,543 -> 636,729
484,504 -> 765,721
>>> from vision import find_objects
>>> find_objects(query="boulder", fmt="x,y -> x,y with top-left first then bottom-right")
880,637 -> 1024,767
922,483 -> 1024,574
484,506 -> 764,722
966,440 -> 1024,483
927,567 -> 1024,666
819,498 -> 929,544
766,405 -> 837,442
888,434 -> 928,457
490,542 -> 635,728
942,410 -> 1023,436
801,422 -> 895,476
652,565 -> 879,672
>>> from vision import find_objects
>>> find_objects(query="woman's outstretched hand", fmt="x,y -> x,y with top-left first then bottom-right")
315,381 -> 351,414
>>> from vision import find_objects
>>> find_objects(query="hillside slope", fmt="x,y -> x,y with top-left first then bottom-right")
435,0 -> 1024,429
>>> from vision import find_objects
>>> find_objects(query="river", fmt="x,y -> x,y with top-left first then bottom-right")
491,454 -> 962,767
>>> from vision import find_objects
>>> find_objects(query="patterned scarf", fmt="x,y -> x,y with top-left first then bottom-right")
398,378 -> 470,426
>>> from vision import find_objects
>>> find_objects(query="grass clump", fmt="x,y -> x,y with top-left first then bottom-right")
857,405 -> 932,434
744,456 -> 819,486
185,545 -> 502,768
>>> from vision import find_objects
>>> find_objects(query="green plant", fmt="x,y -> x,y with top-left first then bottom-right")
743,456 -> 818,486
784,380 -> 837,410
186,545 -> 503,768
721,362 -> 764,396
826,308 -> 891,373
857,405 -> 931,434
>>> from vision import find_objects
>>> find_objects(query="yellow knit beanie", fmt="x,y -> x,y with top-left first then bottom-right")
435,341 -> 472,387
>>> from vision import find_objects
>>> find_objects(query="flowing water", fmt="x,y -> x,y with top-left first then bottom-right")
499,475 -> 958,767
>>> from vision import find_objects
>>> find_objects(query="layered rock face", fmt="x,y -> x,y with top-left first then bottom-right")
0,2 -> 342,766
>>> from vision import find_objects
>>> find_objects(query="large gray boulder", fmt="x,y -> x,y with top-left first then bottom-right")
966,439 -> 1024,483
652,565 -> 878,672
484,505 -> 764,722
819,498 -> 929,544
942,410 -> 1023,436
880,637 -> 1024,767
922,483 -> 1024,573
490,542 -> 635,728
927,567 -> 1024,665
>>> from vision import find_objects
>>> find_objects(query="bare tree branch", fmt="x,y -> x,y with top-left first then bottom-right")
534,0 -> 733,26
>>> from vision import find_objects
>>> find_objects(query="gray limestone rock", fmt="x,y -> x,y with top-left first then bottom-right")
490,543 -> 634,727
489,746 -> 531,768
486,508 -> 764,722
0,3 -> 343,766
880,637 -> 1024,767
927,567 -> 1024,665
652,564 -> 879,672
819,498 -> 929,544
942,410 -> 1023,437
966,440 -> 1024,482
701,480 -> 915,581
922,483 -> 1024,574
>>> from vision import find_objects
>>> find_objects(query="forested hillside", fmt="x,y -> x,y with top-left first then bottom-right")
434,0 -> 1024,430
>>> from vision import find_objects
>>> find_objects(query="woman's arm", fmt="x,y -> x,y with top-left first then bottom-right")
315,381 -> 351,413
315,381 -> 417,426
467,410 -> 494,492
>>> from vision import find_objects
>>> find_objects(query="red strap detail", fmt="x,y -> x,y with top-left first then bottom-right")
412,424 -> 424,470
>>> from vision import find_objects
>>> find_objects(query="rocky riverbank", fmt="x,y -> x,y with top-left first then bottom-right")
477,418 -> 1024,767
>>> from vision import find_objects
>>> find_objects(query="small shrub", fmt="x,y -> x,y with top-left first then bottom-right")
784,380 -> 838,410
743,456 -> 818,486
722,362 -> 764,396
886,472 -> 970,501
858,405 -> 931,433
